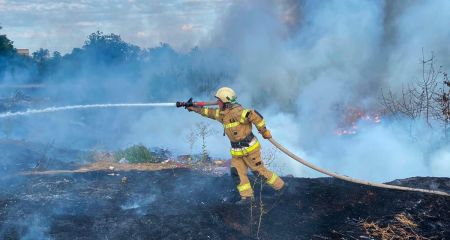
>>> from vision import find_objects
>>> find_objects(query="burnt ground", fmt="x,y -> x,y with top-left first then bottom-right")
0,168 -> 449,240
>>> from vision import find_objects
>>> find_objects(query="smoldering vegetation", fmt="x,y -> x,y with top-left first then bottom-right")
0,140 -> 89,173
0,169 -> 449,239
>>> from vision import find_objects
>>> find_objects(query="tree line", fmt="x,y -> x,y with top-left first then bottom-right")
0,27 -> 235,99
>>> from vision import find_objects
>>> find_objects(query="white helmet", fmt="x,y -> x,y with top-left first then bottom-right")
215,87 -> 236,103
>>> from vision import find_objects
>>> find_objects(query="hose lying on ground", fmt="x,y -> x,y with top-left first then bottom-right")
268,138 -> 450,197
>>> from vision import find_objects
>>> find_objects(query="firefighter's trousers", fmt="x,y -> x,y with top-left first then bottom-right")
230,148 -> 284,198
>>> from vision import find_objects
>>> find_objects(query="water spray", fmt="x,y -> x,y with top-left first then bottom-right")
0,101 -> 217,118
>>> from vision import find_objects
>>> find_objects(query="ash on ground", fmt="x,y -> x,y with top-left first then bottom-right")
0,167 -> 449,240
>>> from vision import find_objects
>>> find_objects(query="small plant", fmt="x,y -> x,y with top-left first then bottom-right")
249,148 -> 279,239
115,144 -> 158,164
195,122 -> 217,163
184,128 -> 197,166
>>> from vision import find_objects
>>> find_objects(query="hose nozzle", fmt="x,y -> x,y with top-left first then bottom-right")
176,98 -> 218,108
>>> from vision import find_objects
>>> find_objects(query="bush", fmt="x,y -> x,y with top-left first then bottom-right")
115,144 -> 158,163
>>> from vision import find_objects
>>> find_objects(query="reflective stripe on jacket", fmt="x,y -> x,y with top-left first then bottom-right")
190,104 -> 268,156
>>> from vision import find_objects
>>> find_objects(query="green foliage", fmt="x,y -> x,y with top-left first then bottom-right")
83,31 -> 140,64
0,26 -> 15,56
0,28 -> 235,97
115,144 -> 159,163
32,48 -> 50,62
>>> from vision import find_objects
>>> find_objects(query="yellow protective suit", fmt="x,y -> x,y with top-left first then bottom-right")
189,104 -> 284,199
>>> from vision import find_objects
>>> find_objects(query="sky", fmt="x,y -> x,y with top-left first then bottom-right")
0,0 -> 233,53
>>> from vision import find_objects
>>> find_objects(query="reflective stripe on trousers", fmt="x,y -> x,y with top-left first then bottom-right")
230,139 -> 260,156
267,173 -> 279,186
237,182 -> 251,192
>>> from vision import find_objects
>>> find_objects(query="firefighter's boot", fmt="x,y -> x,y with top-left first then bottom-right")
275,182 -> 288,198
235,196 -> 255,206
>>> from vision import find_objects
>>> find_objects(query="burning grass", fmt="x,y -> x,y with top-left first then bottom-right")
334,105 -> 382,136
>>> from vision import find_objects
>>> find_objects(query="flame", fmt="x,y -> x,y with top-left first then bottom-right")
335,107 -> 381,136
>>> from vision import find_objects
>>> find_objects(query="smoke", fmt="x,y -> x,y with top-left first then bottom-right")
121,193 -> 157,214
20,215 -> 51,240
197,0 -> 450,181
1,0 -> 449,182
384,0 -> 450,90
123,108 -> 228,156
430,146 -> 450,177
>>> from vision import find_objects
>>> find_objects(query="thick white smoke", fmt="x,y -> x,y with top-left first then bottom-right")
186,0 -> 450,181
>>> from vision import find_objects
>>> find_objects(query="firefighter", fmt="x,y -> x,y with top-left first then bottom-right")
185,87 -> 285,204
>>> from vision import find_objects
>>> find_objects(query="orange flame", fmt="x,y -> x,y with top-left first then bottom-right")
335,107 -> 381,136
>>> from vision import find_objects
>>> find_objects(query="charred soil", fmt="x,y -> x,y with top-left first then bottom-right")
0,169 -> 449,240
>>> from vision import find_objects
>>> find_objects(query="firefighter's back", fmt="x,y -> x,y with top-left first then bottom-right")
221,105 -> 253,142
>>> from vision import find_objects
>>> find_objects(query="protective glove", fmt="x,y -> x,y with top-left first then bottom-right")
262,129 -> 272,139
184,98 -> 194,108
176,98 -> 194,110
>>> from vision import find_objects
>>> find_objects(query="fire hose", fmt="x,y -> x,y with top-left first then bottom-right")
268,138 -> 450,197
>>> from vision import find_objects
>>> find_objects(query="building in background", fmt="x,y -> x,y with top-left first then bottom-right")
17,49 -> 30,56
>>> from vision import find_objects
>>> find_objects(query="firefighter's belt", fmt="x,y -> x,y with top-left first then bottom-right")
230,132 -> 255,148
230,137 -> 260,156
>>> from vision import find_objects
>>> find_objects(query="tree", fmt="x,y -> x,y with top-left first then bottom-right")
381,51 -> 450,138
83,31 -> 140,64
381,52 -> 442,124
31,48 -> 50,78
32,48 -> 50,62
435,72 -> 450,137
0,26 -> 15,56
52,51 -> 62,60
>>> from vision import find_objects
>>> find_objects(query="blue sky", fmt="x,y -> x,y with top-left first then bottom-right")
0,0 -> 232,53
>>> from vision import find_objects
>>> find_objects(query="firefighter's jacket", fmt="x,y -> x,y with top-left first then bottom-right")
190,104 -> 268,156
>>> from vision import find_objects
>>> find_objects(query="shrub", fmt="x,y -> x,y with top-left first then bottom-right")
115,144 -> 158,163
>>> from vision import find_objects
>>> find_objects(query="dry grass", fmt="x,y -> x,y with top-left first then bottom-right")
361,213 -> 426,240
21,149 -> 229,176
395,213 -> 418,228
80,160 -> 186,171
21,160 -> 186,175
